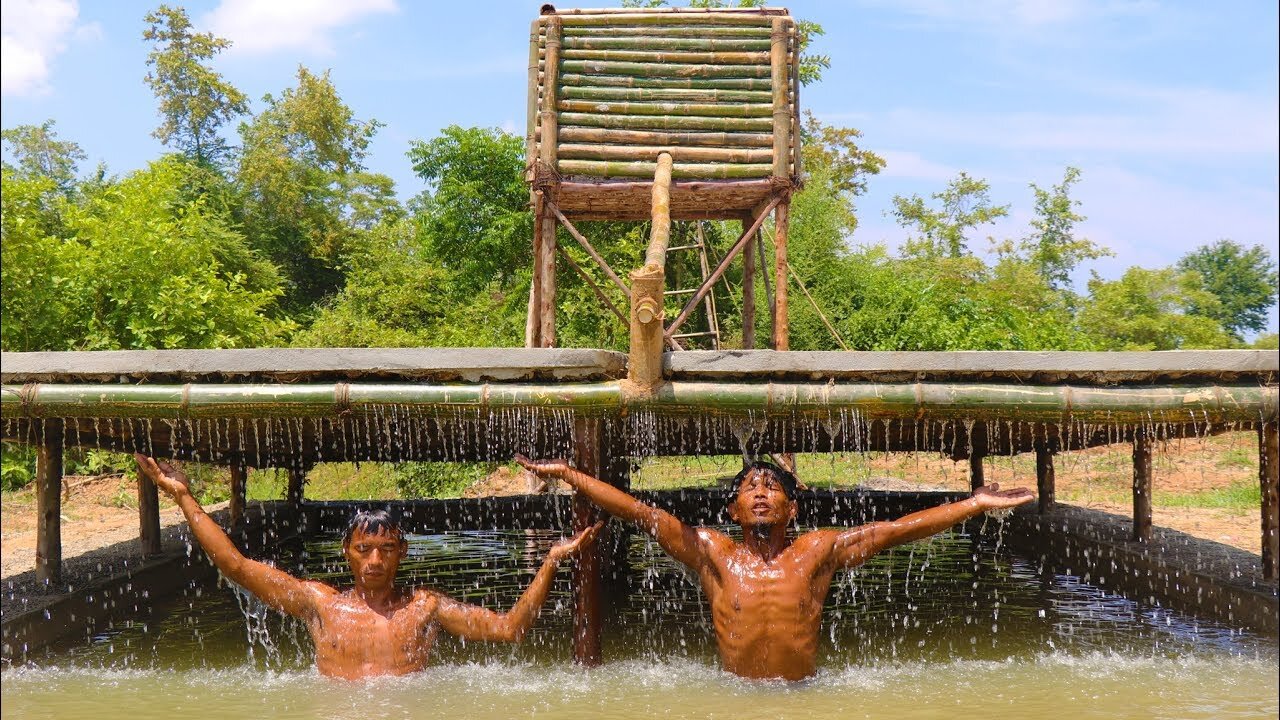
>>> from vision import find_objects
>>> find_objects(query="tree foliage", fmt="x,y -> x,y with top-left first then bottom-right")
893,173 -> 1009,259
1176,239 -> 1277,339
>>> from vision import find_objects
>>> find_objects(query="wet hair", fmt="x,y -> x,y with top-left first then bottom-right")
341,508 -> 403,546
731,460 -> 799,502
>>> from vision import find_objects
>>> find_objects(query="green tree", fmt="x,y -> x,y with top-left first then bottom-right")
1,121 -> 87,195
0,167 -> 81,351
1079,267 -> 1232,350
892,173 -> 1009,258
143,5 -> 249,166
1176,239 -> 1278,339
1013,167 -> 1111,290
237,67 -> 398,314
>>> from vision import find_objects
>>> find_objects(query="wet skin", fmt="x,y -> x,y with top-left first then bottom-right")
518,455 -> 1034,681
135,454 -> 600,680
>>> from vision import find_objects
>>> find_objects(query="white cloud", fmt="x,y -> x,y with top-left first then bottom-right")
205,0 -> 398,56
877,150 -> 958,181
863,0 -> 1157,31
1,0 -> 79,96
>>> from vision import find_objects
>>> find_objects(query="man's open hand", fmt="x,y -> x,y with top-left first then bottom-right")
972,483 -> 1034,510
134,453 -> 191,501
547,521 -> 605,563
515,454 -> 571,478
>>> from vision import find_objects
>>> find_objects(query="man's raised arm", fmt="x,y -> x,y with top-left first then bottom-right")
134,454 -> 325,618
433,522 -> 602,642
828,484 -> 1034,569
516,455 -> 712,570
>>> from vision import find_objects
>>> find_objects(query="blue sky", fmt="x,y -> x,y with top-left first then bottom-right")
3,1 -> 1277,333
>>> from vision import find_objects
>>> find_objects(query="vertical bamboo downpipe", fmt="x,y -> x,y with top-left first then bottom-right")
35,419 -> 63,584
772,200 -> 790,350
769,17 -> 791,180
742,212 -> 756,349
629,152 -> 673,391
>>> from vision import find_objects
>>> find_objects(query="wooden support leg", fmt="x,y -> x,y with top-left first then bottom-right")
287,467 -> 306,508
539,205 -> 557,348
772,200 -> 790,351
969,453 -> 985,492
571,417 -> 606,666
1132,430 -> 1153,543
741,215 -> 756,350
35,419 -> 64,585
230,461 -> 248,528
527,195 -> 544,348
1260,422 -> 1278,580
1035,445 -> 1056,514
138,461 -> 162,557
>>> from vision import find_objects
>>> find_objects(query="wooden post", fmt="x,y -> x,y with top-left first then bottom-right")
1035,445 -> 1056,514
1132,429 -> 1153,543
35,419 -> 64,585
138,457 -> 162,557
1260,422 -> 1278,579
287,467 -> 306,508
969,453 -> 985,492
229,461 -> 248,528
528,193 -> 545,348
572,417 -> 606,666
741,213 -> 756,349
539,205 -> 557,347
769,16 -> 791,181
540,15 -> 562,175
771,200 -> 790,350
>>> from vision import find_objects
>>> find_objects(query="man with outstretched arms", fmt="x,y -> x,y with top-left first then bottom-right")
136,453 -> 600,680
517,455 -> 1033,681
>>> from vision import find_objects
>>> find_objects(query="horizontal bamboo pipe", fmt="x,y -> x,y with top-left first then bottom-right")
559,143 -> 773,164
558,48 -> 770,65
558,160 -> 772,179
561,86 -> 773,103
560,36 -> 771,52
558,99 -> 772,118
560,112 -> 773,132
556,126 -> 773,148
560,60 -> 771,79
558,14 -> 774,27
563,26 -> 772,38
4,383 -> 1275,424
551,7 -> 786,15
560,73 -> 775,91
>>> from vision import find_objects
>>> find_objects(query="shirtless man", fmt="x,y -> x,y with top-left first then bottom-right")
517,455 -> 1033,681
135,453 -> 599,680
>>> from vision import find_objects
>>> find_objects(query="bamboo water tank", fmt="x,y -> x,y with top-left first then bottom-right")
527,5 -> 800,220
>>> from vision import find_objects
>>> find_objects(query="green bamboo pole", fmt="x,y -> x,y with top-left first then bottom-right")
558,48 -> 770,65
558,160 -> 772,179
541,16 -> 563,175
562,85 -> 773,103
560,36 -> 771,52
563,26 -> 772,38
4,382 -> 1276,424
558,99 -> 772,118
561,60 -> 771,79
770,17 -> 791,179
560,73 -> 774,91
558,14 -> 773,27
559,112 -> 773,132
557,126 -> 773,148
526,17 -> 544,176
559,143 -> 773,164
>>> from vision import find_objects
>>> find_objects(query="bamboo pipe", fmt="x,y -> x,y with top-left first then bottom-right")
562,86 -> 773,103
556,126 -> 773,147
770,17 -> 791,179
557,14 -> 774,26
789,24 -> 801,181
559,144 -> 773,164
563,26 -> 773,38
560,60 -> 771,79
559,112 -> 773,132
550,7 -> 786,15
560,73 -> 774,91
540,15 -> 562,174
4,383 -> 1276,423
558,48 -> 770,65
557,160 -> 771,179
558,99 -> 772,118
646,153 -> 674,269
560,36 -> 771,51
526,18 -> 544,177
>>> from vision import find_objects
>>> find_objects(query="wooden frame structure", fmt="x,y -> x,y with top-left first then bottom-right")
525,5 -> 800,353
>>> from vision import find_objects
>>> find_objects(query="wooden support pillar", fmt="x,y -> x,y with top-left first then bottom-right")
1132,429 -> 1153,543
772,201 -> 790,351
137,459 -> 162,557
35,419 -> 64,585
538,205 -> 557,348
287,467 -> 306,508
526,197 -> 543,348
229,461 -> 248,528
1260,422 -> 1278,579
1035,445 -> 1056,514
571,417 -> 609,666
969,453 -> 985,492
741,214 -> 756,350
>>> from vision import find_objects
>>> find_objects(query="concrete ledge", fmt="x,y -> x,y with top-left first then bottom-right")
0,348 -> 629,384
666,350 -> 1279,385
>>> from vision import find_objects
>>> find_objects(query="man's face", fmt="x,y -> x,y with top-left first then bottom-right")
343,527 -> 407,590
728,469 -> 796,530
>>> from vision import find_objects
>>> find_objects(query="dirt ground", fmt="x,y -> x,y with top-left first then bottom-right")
0,432 -> 1266,581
